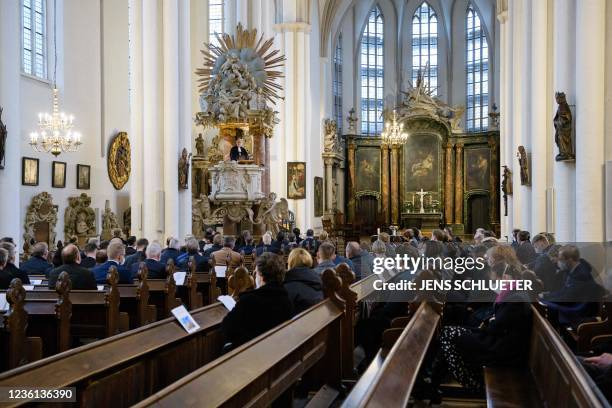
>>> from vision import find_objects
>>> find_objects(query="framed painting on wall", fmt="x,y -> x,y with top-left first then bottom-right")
77,164 -> 91,190
52,161 -> 67,188
22,157 -> 39,186
287,162 -> 306,199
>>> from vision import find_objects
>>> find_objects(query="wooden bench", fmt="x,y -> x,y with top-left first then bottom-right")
341,302 -> 443,408
117,263 -> 157,329
484,305 -> 609,408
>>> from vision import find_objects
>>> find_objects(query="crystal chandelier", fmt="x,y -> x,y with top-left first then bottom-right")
29,0 -> 81,157
381,110 -> 408,145
30,88 -> 81,156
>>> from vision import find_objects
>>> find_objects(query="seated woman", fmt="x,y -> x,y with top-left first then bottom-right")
221,252 -> 293,348
284,248 -> 322,315
425,245 -> 532,400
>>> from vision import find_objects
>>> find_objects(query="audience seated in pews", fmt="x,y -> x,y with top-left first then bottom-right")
528,233 -> 559,290
178,237 -> 208,271
125,236 -> 137,256
0,241 -> 29,285
283,248 -> 322,315
130,241 -> 166,279
300,229 -> 319,253
515,230 -> 537,265
292,227 -> 302,245
256,232 -> 279,256
80,242 -> 98,268
0,248 -> 11,289
221,252 -> 293,348
313,242 -> 337,275
124,238 -> 148,269
21,242 -> 53,275
202,233 -> 223,259
581,338 -> 612,401
95,249 -> 108,265
238,230 -> 255,255
211,236 -> 242,270
346,241 -> 374,280
92,241 -> 132,284
160,237 -> 181,266
48,244 -> 96,289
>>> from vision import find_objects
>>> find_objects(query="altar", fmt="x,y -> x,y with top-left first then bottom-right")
400,213 -> 442,232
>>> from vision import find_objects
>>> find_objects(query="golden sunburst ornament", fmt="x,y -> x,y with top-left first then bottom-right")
196,24 -> 285,124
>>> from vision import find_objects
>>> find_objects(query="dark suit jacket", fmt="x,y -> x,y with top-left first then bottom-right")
130,258 -> 166,280
222,282 -> 293,347
160,248 -> 180,267
92,261 -> 132,284
516,242 -> 537,265
229,146 -> 249,161
21,256 -> 53,276
125,251 -> 146,269
80,256 -> 96,269
48,263 -> 97,290
3,263 -> 30,285
125,247 -> 137,256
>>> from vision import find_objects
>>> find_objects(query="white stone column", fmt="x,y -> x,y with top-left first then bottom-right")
0,0 -> 21,248
552,0 -> 576,242
178,0 -> 193,238
530,0 -> 548,233
575,0 -> 606,242
324,158 -> 333,211
163,0 -> 180,241
142,0 -> 163,241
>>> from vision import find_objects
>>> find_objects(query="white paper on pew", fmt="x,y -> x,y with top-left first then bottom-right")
173,271 -> 186,286
23,285 -> 34,291
32,279 -> 42,285
214,265 -> 227,278
218,295 -> 236,311
97,285 -> 104,291
0,293 -> 7,311
171,305 -> 201,334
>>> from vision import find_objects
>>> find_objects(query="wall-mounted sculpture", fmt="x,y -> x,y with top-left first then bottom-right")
178,148 -> 191,190
323,119 -> 342,154
23,192 -> 58,251
554,92 -> 575,162
108,131 -> 131,190
517,146 -> 530,186
101,200 -> 120,241
346,108 -> 359,134
501,165 -> 512,216
123,207 -> 131,238
64,193 -> 96,244
0,107 -> 7,169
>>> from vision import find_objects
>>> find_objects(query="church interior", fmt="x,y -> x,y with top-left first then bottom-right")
0,0 -> 612,406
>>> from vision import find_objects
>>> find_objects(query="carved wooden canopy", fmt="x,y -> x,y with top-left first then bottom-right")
23,192 -> 58,251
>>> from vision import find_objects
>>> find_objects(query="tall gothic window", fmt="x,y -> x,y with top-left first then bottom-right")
22,0 -> 47,79
333,34 -> 343,135
209,0 -> 225,48
466,5 -> 489,132
412,2 -> 438,94
360,6 -> 384,136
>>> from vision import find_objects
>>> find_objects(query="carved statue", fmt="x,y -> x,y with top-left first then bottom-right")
331,182 -> 338,210
489,103 -> 500,130
501,165 -> 512,217
323,119 -> 340,154
255,192 -> 289,235
195,134 -> 205,157
346,108 -> 359,134
101,200 -> 120,241
206,134 -> 224,164
23,192 -> 58,252
122,207 -> 131,237
0,107 -> 7,169
178,148 -> 191,190
554,92 -> 574,161
64,193 -> 96,242
517,146 -> 530,186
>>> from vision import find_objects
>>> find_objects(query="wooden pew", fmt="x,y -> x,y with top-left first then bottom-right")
131,268 -> 347,408
484,305 -> 609,408
0,302 -> 229,407
341,302 -> 443,408
147,260 -> 181,320
117,263 -> 157,329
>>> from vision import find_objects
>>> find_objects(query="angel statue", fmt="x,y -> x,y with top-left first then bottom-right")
255,193 -> 289,235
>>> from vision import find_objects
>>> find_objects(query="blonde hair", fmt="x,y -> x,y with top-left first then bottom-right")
287,248 -> 313,269
319,231 -> 329,241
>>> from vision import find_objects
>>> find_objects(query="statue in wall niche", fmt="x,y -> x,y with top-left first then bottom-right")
346,108 -> 359,134
23,192 -> 58,252
178,148 -> 191,190
517,146 -> 530,186
195,133 -> 205,157
0,107 -> 7,169
554,92 -> 575,162
64,193 -> 96,242
501,165 -> 512,217
101,200 -> 120,241
489,103 -> 500,130
323,119 -> 340,154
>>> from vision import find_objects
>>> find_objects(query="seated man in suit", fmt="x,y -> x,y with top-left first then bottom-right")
211,236 -> 242,271
92,241 -> 132,284
0,242 -> 30,284
21,242 -> 53,276
256,233 -> 279,256
130,241 -> 166,279
48,244 -> 96,290
160,237 -> 181,267
125,238 -> 148,269
80,242 -> 98,269
0,248 -> 12,289
177,237 -> 208,271
229,134 -> 249,161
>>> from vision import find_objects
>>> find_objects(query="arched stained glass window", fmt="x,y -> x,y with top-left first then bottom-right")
412,2 -> 438,94
360,6 -> 384,136
466,4 -> 489,132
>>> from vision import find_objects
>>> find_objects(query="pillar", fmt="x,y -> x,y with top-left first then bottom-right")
381,144 -> 390,224
552,0 -> 576,242
390,145 -> 400,225
163,0 -> 180,240
575,0 -> 606,242
347,141 -> 356,220
530,0 -> 548,233
0,0 -> 21,249
178,0 -> 192,238
454,143 -> 464,225
444,142 -> 453,225
324,158 -> 334,212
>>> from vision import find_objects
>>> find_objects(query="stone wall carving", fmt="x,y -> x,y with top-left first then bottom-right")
64,193 -> 96,242
23,192 -> 58,251
101,200 -> 120,241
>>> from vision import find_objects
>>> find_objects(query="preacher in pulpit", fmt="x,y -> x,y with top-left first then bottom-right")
229,134 -> 249,161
